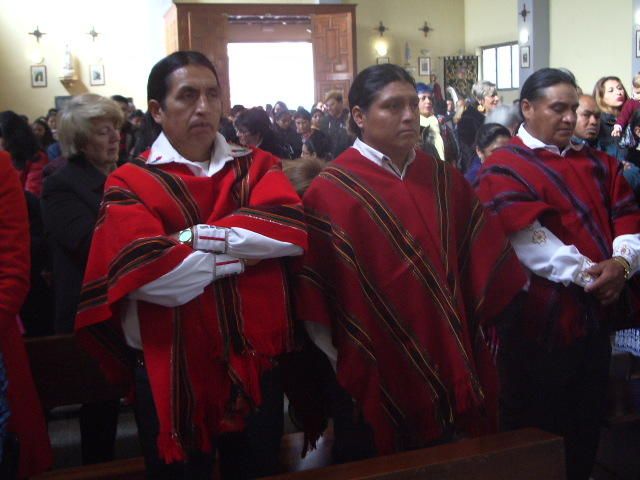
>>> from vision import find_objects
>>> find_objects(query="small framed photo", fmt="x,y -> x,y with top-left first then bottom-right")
89,64 -> 105,86
376,57 -> 390,64
418,56 -> 431,76
636,31 -> 640,58
520,46 -> 531,68
30,65 -> 47,88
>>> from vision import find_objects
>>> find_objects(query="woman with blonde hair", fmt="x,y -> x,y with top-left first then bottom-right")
593,75 -> 630,161
41,93 -> 123,465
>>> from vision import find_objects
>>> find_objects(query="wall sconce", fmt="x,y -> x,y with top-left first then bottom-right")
519,27 -> 530,44
374,21 -> 388,37
635,9 -> 640,26
418,21 -> 434,38
374,38 -> 388,57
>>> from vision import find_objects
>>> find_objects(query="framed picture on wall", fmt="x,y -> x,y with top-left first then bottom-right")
376,57 -> 390,64
636,31 -> 640,58
418,57 -> 431,76
520,46 -> 531,68
30,65 -> 47,88
89,64 -> 105,86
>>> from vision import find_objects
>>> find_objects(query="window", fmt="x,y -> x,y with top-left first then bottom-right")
481,43 -> 519,90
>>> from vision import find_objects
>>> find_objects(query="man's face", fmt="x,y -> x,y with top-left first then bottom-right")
326,98 -> 343,118
521,83 -> 578,148
352,80 -> 419,160
149,64 -> 221,161
574,96 -> 600,141
418,92 -> 434,117
295,117 -> 310,134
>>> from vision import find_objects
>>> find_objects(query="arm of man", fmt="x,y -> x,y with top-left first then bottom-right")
129,152 -> 306,308
509,220 -> 596,288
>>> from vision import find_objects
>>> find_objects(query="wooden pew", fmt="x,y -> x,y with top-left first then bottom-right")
266,428 -> 565,480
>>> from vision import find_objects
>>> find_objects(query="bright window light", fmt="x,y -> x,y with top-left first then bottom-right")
228,42 -> 315,110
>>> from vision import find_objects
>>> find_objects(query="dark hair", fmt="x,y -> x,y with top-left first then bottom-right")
230,104 -> 246,117
31,117 -> 55,148
274,110 -> 292,121
294,108 -> 311,121
519,68 -> 577,116
474,123 -> 511,152
0,110 -> 40,170
145,51 -> 220,143
131,109 -> 144,119
303,136 -> 331,160
234,107 -> 271,138
282,156 -> 326,196
111,94 -> 129,105
348,64 -> 415,138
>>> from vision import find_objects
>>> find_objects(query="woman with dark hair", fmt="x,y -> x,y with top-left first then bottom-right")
464,123 -> 511,183
593,76 -> 630,161
234,107 -> 288,158
31,117 -> 55,150
0,111 -> 48,197
297,63 -> 525,461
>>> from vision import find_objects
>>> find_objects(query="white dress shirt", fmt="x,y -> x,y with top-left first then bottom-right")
122,132 -> 303,349
509,126 -> 640,288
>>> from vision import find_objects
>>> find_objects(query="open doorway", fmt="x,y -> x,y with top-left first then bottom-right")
227,42 -> 315,110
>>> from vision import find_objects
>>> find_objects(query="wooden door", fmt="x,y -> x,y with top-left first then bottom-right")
311,13 -> 355,105
168,5 -> 231,114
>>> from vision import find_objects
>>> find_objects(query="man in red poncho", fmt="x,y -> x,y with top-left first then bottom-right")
0,151 -> 52,478
75,51 -> 307,479
296,64 -> 525,461
474,68 -> 640,480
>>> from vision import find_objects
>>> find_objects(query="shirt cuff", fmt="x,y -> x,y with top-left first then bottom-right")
613,234 -> 640,277
193,224 -> 228,253
214,254 -> 244,279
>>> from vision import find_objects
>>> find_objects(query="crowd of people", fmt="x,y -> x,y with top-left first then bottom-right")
1,50 -> 640,480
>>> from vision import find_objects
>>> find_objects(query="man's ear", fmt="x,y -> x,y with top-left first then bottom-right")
148,99 -> 163,125
351,106 -> 365,130
520,98 -> 533,121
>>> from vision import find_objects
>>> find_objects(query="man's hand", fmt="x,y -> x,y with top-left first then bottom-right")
584,259 -> 626,305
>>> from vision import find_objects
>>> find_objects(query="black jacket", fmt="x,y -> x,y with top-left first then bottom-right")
41,155 -> 106,333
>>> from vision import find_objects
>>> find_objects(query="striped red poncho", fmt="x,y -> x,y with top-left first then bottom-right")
76,148 -> 307,462
475,137 -> 640,346
297,147 -> 525,454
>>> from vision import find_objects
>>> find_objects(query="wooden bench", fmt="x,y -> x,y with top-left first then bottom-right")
266,428 -> 565,480
32,428 -> 564,480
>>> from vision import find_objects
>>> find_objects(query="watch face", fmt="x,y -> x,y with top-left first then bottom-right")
178,229 -> 192,244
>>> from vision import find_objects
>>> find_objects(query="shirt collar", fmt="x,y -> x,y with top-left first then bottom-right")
517,124 -> 581,157
351,137 -> 416,179
147,131 -> 235,177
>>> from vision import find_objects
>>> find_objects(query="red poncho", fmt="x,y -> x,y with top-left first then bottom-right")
76,148 -> 307,462
297,147 -> 526,454
475,137 -> 640,345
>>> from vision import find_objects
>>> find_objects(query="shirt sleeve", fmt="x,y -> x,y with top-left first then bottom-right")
509,221 -> 596,287
129,250 -> 244,307
193,225 -> 303,259
613,234 -> 640,277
